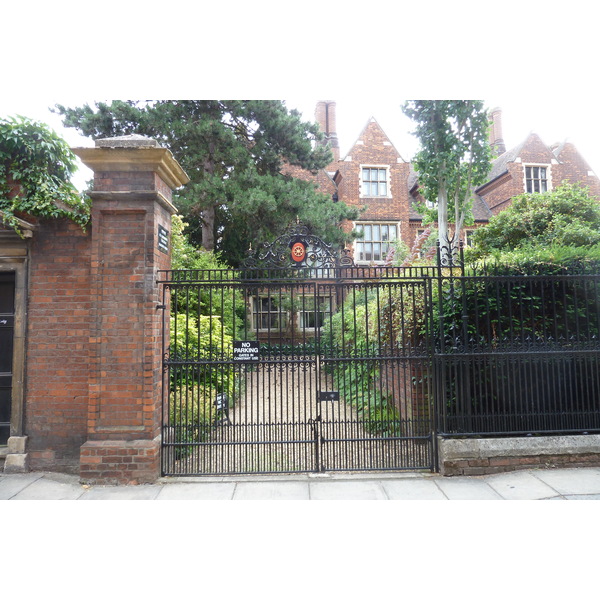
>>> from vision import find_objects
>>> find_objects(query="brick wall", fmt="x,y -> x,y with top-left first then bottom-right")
379,357 -> 431,436
336,119 -> 412,243
439,434 -> 600,476
19,137 -> 187,483
553,142 -> 600,197
25,219 -> 92,472
24,197 -> 173,479
480,133 -> 600,214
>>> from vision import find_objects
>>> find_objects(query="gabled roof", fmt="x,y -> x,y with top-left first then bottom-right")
408,166 -> 492,222
408,195 -> 492,222
344,117 -> 407,162
486,138 -> 528,182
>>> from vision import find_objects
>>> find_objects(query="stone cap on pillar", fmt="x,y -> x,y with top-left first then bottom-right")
73,135 -> 190,192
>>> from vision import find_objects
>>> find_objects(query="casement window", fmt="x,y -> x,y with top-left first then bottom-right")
525,165 -> 549,193
297,296 -> 333,331
464,229 -> 475,247
360,167 -> 389,197
252,296 -> 289,331
354,222 -> 398,264
251,294 -> 333,332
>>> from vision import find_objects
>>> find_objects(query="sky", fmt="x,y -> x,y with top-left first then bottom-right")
2,95 -> 599,193
3,2 -> 598,191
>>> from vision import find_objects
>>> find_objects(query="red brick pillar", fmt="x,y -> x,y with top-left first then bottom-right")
73,136 -> 188,484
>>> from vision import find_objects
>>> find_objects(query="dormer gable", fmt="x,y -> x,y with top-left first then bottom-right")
514,132 -> 558,165
344,117 -> 406,164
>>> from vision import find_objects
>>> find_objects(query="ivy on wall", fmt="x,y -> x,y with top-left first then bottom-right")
0,115 -> 90,235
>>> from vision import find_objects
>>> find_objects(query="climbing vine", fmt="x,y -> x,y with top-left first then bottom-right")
0,115 -> 90,235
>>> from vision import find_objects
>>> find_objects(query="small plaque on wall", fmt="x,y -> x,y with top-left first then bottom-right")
158,225 -> 170,254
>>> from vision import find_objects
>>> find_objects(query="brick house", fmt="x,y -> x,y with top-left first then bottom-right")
294,101 -> 600,263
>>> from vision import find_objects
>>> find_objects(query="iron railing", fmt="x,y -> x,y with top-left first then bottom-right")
157,242 -> 600,475
435,265 -> 600,437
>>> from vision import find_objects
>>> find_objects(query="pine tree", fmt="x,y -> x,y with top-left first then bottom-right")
55,100 -> 360,265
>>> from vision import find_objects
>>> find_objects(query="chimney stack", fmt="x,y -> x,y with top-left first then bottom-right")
488,107 -> 506,156
315,100 -> 340,162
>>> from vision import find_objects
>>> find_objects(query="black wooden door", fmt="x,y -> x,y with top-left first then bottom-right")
0,272 -> 15,445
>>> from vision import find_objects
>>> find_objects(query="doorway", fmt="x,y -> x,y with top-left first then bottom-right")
0,272 -> 15,445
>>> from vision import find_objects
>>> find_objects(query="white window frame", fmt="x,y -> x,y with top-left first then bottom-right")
297,294 -> 334,332
353,221 -> 399,264
251,296 -> 289,332
359,165 -> 391,199
251,293 -> 334,333
524,163 -> 551,194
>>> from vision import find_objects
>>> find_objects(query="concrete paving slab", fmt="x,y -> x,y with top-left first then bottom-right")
156,482 -> 236,500
564,493 -> 600,500
81,485 -> 162,500
484,471 -> 560,500
232,481 -> 310,500
10,477 -> 86,500
531,468 -> 600,496
0,473 -> 44,499
380,478 -> 447,500
434,477 -> 504,500
309,480 -> 387,500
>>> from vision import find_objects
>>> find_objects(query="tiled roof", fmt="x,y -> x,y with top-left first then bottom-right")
409,195 -> 492,222
485,139 -> 527,183
408,164 -> 493,222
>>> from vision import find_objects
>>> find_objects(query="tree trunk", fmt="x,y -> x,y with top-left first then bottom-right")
201,153 -> 216,250
438,179 -> 449,262
201,204 -> 216,250
455,198 -> 464,248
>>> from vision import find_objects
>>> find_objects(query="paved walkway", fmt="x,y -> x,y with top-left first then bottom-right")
2,466 -> 600,500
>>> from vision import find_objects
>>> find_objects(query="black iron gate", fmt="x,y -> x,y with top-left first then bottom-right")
158,226 -> 436,476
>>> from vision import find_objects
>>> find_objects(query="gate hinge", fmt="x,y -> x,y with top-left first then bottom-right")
156,304 -> 167,310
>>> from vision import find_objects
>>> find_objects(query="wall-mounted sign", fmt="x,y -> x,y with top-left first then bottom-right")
158,225 -> 170,254
233,340 -> 260,362
319,391 -> 340,402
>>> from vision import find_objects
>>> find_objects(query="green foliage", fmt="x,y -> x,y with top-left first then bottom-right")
169,311 -> 236,453
402,101 -> 492,245
55,100 -> 360,265
467,243 -> 600,275
469,182 -> 600,259
170,214 -> 247,339
170,311 -> 235,397
168,215 -> 245,447
168,384 -> 214,456
0,115 -> 89,235
322,288 -> 404,436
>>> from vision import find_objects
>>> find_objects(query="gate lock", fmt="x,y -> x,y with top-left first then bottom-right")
318,391 -> 339,402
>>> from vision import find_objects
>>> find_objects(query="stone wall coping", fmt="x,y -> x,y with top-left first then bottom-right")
439,434 -> 600,460
88,190 -> 177,215
73,145 -> 190,191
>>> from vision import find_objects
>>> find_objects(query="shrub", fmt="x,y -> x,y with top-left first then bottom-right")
0,115 -> 89,234
469,182 -> 600,258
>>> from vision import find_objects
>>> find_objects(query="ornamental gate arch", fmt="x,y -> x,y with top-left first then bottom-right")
158,225 -> 436,476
